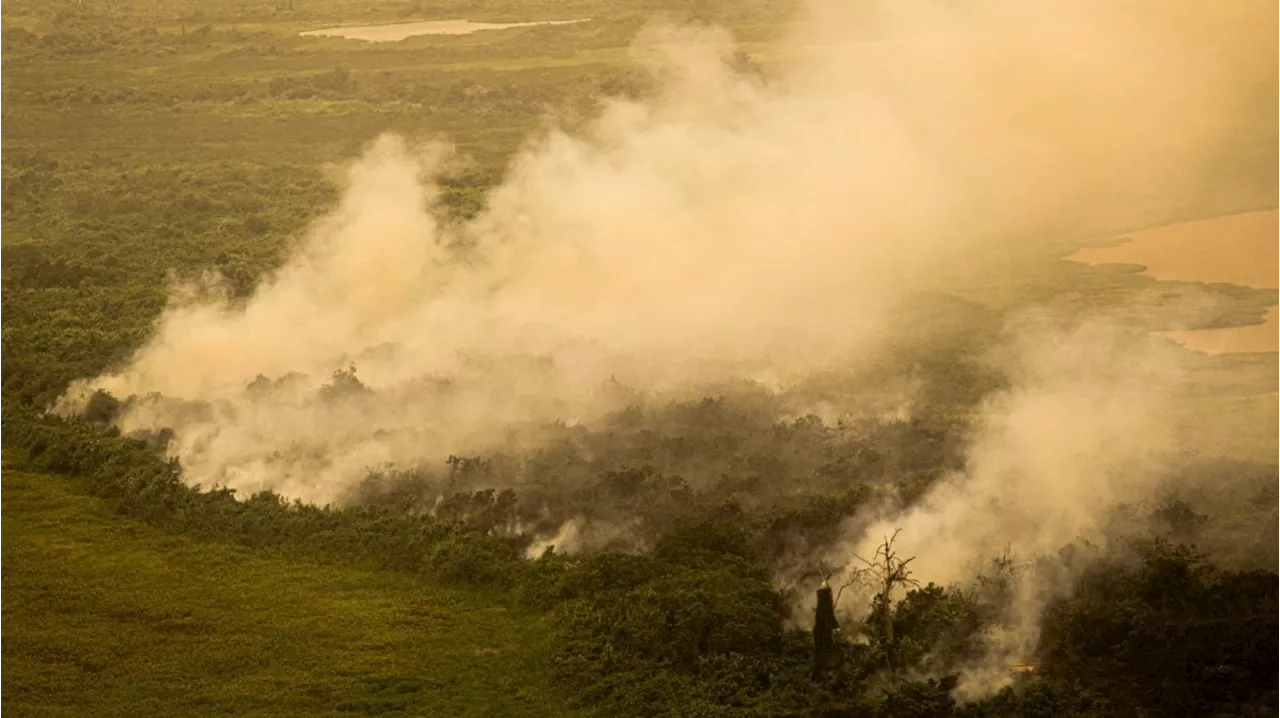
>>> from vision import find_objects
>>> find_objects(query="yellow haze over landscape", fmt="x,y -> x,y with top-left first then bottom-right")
1070,210 -> 1278,354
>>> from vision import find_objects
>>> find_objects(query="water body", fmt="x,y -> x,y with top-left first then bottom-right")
299,19 -> 587,42
1069,209 -> 1278,354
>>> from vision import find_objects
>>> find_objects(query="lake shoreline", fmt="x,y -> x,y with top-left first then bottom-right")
300,19 -> 589,42
1067,209 -> 1278,355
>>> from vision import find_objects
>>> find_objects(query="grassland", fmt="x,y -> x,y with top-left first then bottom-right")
2,468 -> 579,717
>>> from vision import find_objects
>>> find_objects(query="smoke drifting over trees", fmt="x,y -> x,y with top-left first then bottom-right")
47,0 -> 1276,705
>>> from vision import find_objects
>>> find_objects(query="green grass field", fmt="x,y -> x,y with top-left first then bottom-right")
1,468 -> 580,717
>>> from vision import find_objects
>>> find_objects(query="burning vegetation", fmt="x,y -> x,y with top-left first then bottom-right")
3,0 -> 1276,714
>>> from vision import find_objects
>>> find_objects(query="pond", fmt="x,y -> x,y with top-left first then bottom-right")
299,19 -> 587,42
1068,209 -> 1278,354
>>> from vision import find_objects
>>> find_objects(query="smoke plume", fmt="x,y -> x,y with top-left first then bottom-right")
53,0 -> 1276,699
819,316 -> 1184,697
61,1 -> 1274,505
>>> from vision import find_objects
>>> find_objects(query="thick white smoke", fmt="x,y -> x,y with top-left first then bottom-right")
60,0 -> 1274,516
820,317 -> 1185,697
51,2 -> 1276,701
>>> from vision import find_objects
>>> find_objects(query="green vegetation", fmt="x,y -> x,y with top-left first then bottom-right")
6,400 -> 1276,715
3,0 -> 1276,715
2,468 -> 575,717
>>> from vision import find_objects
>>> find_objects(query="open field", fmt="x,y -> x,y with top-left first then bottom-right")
2,467 -> 577,717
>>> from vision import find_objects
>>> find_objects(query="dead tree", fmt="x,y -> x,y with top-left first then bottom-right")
812,577 -> 840,677
848,529 -> 920,672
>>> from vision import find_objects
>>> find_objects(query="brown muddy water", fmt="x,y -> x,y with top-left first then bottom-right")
1069,209 -> 1278,354
299,19 -> 587,42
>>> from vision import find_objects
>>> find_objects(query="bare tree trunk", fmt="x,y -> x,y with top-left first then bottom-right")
813,583 -> 839,677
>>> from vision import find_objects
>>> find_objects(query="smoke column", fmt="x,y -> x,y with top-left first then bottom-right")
820,317 -> 1185,696
61,0 -> 1275,511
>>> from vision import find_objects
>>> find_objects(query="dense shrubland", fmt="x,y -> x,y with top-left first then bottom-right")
6,387 -> 1276,716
